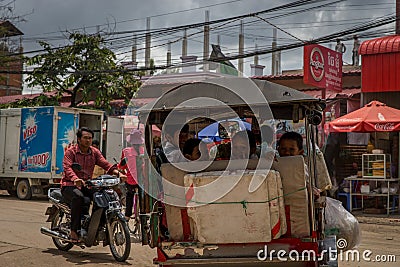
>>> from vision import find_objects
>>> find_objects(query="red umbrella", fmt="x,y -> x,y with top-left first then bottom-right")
329,101 -> 400,132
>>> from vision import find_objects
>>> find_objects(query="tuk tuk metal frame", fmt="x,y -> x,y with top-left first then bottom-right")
134,77 -> 334,266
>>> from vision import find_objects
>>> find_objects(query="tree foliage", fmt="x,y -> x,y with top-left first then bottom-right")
25,32 -> 141,109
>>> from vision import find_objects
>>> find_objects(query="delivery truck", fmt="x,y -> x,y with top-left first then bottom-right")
0,106 -> 123,200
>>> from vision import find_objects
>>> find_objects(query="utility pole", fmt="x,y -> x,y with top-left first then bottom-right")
167,41 -> 171,74
145,17 -> 151,75
132,34 -> 137,66
238,20 -> 244,76
203,10 -> 210,72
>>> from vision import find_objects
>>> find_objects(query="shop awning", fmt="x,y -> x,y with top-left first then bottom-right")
328,100 -> 400,132
359,35 -> 400,55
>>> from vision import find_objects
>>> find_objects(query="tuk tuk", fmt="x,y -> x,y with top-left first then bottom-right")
133,77 -> 336,266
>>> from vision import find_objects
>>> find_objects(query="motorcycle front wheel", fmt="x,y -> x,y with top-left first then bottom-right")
109,218 -> 131,262
51,210 -> 74,251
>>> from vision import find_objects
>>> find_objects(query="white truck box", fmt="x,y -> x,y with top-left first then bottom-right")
0,106 -> 122,200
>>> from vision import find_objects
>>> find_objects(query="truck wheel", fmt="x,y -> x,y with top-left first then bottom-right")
16,180 -> 32,200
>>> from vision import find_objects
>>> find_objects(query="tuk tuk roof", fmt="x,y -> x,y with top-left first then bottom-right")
137,77 -> 324,122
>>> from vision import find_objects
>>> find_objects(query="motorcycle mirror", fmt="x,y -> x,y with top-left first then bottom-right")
71,162 -> 82,171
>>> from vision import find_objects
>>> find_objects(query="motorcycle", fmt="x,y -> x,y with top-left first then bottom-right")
40,163 -> 131,262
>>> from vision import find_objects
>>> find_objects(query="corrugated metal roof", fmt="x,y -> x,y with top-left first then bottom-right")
0,91 -> 68,104
359,35 -> 400,55
253,69 -> 361,80
302,88 -> 361,99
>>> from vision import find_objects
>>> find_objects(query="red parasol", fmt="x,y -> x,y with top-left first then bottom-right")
328,101 -> 400,132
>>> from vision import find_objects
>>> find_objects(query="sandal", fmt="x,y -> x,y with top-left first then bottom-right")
69,231 -> 80,243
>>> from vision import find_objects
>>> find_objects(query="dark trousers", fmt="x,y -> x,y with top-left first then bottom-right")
61,186 -> 91,232
125,183 -> 139,217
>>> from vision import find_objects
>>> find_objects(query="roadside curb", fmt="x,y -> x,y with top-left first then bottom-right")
355,215 -> 400,226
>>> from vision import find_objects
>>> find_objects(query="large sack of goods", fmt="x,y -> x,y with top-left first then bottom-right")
272,156 -> 311,238
184,169 -> 286,244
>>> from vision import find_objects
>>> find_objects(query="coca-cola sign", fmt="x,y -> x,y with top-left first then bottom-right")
374,123 -> 395,131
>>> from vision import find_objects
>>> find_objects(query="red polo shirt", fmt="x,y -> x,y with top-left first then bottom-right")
61,144 -> 114,187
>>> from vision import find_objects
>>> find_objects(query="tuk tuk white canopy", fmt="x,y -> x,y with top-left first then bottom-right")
137,77 -> 324,123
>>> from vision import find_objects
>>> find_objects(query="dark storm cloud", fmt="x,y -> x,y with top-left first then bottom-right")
13,0 -> 396,76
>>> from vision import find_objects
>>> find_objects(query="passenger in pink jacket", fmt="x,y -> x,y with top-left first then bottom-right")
119,129 -> 144,221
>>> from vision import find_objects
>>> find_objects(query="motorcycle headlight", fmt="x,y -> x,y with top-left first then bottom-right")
89,176 -> 120,187
102,177 -> 120,187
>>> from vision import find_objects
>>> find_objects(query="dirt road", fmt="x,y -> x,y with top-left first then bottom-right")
0,191 -> 399,266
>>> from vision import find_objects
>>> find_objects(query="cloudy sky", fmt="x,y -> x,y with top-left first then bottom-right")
8,0 -> 397,93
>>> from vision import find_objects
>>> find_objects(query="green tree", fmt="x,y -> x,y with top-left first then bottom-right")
25,32 -> 141,109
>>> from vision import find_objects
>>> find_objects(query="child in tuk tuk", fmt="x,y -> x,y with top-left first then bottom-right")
277,131 -> 321,197
231,130 -> 258,160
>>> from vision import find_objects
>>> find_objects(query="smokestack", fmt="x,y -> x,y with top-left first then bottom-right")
238,20 -> 244,77
145,17 -> 151,75
251,43 -> 264,76
203,10 -> 210,72
254,43 -> 259,66
182,29 -> 187,57
271,28 -> 281,75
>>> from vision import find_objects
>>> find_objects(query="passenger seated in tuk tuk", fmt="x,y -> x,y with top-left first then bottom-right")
277,131 -> 321,197
162,124 -> 189,163
183,138 -> 201,161
182,138 -> 209,161
277,131 -> 303,157
260,124 -> 276,161
231,130 -> 258,160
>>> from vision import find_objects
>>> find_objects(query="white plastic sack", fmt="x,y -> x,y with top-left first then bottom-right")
325,197 -> 361,251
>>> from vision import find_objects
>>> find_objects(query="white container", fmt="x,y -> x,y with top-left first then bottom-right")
372,149 -> 384,154
361,184 -> 370,194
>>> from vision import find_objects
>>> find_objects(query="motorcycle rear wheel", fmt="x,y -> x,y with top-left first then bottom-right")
109,218 -> 131,262
51,210 -> 74,251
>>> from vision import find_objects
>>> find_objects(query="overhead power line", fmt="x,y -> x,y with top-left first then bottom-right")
1,13 -> 396,75
17,0 -> 340,56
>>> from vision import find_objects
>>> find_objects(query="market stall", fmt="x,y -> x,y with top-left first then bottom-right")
328,100 -> 400,214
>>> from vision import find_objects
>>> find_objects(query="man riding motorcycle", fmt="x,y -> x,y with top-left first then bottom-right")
61,127 -> 126,242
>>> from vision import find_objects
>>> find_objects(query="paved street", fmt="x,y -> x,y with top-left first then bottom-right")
0,191 -> 156,267
0,190 -> 399,267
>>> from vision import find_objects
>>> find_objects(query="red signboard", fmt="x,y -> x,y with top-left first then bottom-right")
303,44 -> 342,92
